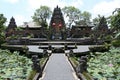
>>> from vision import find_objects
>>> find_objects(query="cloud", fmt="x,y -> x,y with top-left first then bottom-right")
5,0 -> 19,4
14,15 -> 26,26
28,0 -> 83,10
91,0 -> 120,18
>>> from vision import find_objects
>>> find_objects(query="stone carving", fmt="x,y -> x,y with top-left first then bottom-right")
77,56 -> 88,73
32,55 -> 42,73
49,5 -> 66,40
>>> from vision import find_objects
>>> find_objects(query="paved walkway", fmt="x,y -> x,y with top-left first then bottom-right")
41,54 -> 78,80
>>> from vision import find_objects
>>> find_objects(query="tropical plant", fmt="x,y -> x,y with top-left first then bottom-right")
88,47 -> 120,80
92,15 -> 102,26
0,49 -> 32,80
111,31 -> 120,47
115,32 -> 120,39
110,8 -> 120,32
0,14 -> 7,46
111,40 -> 120,47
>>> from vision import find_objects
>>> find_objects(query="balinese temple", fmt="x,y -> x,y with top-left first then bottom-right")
6,17 -> 17,37
7,6 -> 109,40
70,25 -> 93,38
20,22 -> 47,38
70,20 -> 93,38
6,18 -> 48,38
49,6 -> 66,40
6,6 -> 66,40
6,17 -> 17,31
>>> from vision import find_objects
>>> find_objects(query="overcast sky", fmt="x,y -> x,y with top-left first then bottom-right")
0,0 -> 120,26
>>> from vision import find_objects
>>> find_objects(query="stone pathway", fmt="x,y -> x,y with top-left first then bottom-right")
41,54 -> 78,80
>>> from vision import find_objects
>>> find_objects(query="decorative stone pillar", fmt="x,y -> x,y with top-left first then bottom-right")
77,56 -> 88,73
32,55 -> 42,74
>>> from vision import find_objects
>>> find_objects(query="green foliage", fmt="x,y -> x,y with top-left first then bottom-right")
62,6 -> 91,28
0,14 -> 6,26
15,27 -> 23,31
82,72 -> 94,80
0,32 -> 5,45
92,15 -> 102,26
115,32 -> 120,39
88,47 -> 120,80
0,49 -> 32,80
80,11 -> 91,23
0,14 -> 7,46
76,11 -> 91,26
40,57 -> 47,66
111,40 -> 120,47
93,16 -> 108,32
105,35 -> 113,41
69,57 -> 79,67
7,35 -> 19,40
89,45 -> 109,52
27,70 -> 37,80
104,35 -> 113,44
110,8 -> 120,31
111,32 -> 120,47
62,6 -> 81,27
32,6 -> 52,27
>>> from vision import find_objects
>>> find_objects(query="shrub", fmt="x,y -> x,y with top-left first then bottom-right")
115,32 -> 120,39
88,47 -> 120,80
89,45 -> 109,52
0,49 -> 32,80
104,35 -> 113,43
0,34 -> 5,46
111,40 -> 120,47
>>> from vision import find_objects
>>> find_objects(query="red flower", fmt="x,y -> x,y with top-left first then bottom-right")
52,23 -> 56,26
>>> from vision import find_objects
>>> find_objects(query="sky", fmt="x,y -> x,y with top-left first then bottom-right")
0,0 -> 120,26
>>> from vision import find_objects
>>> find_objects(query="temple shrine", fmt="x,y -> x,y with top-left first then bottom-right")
49,6 -> 66,40
6,17 -> 17,37
5,6 -> 109,42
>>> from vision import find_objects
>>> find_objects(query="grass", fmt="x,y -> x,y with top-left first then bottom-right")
27,70 -> 37,80
82,72 -> 94,80
40,57 -> 48,67
69,57 -> 79,68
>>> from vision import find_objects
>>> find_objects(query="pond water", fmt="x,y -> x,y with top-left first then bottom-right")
27,45 -> 90,53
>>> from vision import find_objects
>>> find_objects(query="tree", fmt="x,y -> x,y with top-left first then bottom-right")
75,11 -> 91,25
0,14 -> 6,29
92,15 -> 102,26
92,15 -> 108,32
32,6 -> 52,28
0,14 -> 6,45
62,6 -> 91,28
110,8 -> 120,32
81,11 -> 91,23
97,16 -> 108,30
62,6 -> 81,28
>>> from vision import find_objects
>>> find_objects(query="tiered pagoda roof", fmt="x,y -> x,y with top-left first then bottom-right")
6,17 -> 17,31
50,5 -> 65,28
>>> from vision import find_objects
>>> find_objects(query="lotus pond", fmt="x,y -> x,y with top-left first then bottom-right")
88,47 -> 120,80
0,49 -> 32,80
